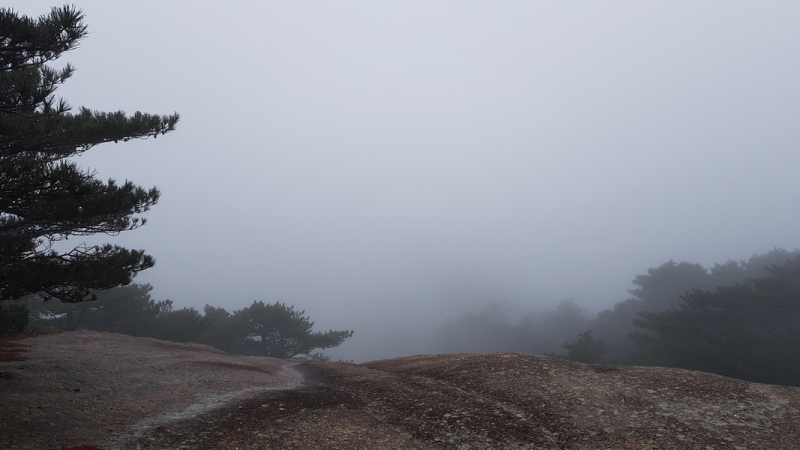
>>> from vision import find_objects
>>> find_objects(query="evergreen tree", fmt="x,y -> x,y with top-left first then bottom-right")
195,305 -> 238,353
589,250 -> 800,362
560,330 -> 606,364
0,301 -> 27,334
432,302 -> 518,354
630,255 -> 800,386
536,298 -> 590,353
231,301 -> 353,358
25,283 -> 166,333
0,6 -> 178,303
150,304 -> 209,343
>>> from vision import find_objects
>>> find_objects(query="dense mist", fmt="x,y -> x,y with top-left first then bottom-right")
8,1 -> 800,363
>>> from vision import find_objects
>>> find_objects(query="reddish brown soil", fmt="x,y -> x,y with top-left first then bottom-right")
0,336 -> 28,363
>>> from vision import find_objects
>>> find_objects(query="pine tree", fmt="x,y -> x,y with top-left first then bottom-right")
630,255 -> 800,386
0,5 -> 179,302
232,301 -> 353,358
561,330 -> 606,364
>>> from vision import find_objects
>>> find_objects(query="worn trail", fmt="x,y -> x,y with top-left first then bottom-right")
0,331 -> 306,450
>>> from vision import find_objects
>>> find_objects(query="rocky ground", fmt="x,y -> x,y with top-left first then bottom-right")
2,331 -> 799,449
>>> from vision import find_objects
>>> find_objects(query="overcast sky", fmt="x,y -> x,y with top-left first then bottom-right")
10,1 -> 800,360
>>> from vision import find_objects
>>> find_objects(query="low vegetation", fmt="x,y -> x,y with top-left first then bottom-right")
20,288 -> 353,358
431,248 -> 800,387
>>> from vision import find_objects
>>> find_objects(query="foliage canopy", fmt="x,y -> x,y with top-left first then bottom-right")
0,5 -> 178,302
26,288 -> 353,358
631,255 -> 800,386
231,301 -> 354,358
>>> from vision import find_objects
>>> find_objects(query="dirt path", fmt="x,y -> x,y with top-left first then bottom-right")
104,363 -> 306,449
0,331 -> 306,450
124,356 -> 800,450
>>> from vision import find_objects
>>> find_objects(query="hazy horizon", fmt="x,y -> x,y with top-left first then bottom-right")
9,1 -> 800,361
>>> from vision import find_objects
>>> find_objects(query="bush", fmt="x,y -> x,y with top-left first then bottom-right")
0,303 -> 29,335
562,330 -> 606,364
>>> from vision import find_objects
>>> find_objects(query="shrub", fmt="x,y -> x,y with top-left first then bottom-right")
0,303 -> 29,335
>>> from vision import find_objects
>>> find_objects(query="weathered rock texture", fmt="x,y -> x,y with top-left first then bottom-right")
2,331 -> 799,449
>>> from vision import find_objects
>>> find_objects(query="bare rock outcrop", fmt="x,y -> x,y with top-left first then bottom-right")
2,331 -> 799,449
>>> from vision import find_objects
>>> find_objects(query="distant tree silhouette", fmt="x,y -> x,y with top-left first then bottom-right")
431,299 -> 590,356
195,305 -> 238,352
231,301 -> 353,358
26,283 -> 167,334
587,252 -> 797,361
535,299 -> 590,352
630,255 -> 800,386
27,286 -> 352,358
150,304 -> 209,343
432,302 -> 519,354
558,330 -> 606,364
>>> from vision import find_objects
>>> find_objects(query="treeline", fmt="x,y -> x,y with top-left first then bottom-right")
431,248 -> 800,386
431,298 -> 589,356
0,6 -> 353,361
21,286 -> 352,359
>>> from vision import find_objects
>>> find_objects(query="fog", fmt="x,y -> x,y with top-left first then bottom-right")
10,1 -> 800,362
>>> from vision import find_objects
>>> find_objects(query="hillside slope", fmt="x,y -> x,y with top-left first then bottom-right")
2,331 -> 799,449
